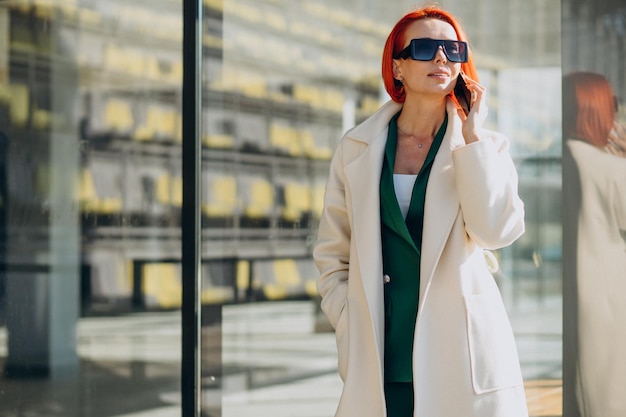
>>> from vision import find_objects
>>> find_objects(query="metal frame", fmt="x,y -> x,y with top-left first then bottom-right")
182,0 -> 203,415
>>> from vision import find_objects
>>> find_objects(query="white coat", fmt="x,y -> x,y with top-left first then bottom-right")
314,99 -> 529,417
563,139 -> 626,417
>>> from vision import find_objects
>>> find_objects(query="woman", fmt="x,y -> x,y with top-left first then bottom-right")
313,6 -> 528,417
562,72 -> 626,417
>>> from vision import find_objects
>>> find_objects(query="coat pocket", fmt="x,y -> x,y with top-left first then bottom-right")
463,294 -> 523,395
335,299 -> 349,382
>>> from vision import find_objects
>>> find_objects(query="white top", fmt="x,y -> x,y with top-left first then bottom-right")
393,174 -> 418,219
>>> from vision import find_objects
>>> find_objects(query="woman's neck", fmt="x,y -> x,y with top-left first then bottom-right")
397,96 -> 448,138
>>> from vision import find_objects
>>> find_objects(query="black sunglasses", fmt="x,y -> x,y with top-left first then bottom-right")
395,38 -> 468,63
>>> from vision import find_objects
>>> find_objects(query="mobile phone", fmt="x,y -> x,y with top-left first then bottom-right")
454,72 -> 472,116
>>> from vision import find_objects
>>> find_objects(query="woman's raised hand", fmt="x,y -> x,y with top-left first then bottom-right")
457,76 -> 487,144
607,121 -> 626,157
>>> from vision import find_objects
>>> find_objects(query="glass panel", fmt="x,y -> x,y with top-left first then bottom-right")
561,1 -> 626,416
0,0 -> 183,415
202,0 -> 562,416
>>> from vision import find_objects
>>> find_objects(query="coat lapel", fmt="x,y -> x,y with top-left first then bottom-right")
380,118 -> 419,251
343,100 -> 401,358
418,100 -> 464,313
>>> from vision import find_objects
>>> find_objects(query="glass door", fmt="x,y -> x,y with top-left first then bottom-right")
561,1 -> 626,416
0,0 -> 576,415
0,0 -> 184,415
199,0 -> 563,416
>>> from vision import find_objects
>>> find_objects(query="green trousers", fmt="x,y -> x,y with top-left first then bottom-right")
384,382 -> 414,417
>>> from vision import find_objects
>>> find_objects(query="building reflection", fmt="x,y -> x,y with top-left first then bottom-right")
3,0 -> 622,415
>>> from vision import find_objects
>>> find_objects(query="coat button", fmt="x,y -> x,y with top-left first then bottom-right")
384,274 -> 391,284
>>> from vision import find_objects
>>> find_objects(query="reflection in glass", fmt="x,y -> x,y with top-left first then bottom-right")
562,2 -> 626,416
0,1 -> 182,415
562,72 -> 626,417
210,1 -> 563,416
0,0 -> 567,415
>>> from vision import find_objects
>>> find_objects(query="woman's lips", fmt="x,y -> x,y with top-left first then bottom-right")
428,72 -> 450,79
428,69 -> 451,78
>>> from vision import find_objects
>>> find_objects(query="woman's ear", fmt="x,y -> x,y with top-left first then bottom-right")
392,60 -> 403,82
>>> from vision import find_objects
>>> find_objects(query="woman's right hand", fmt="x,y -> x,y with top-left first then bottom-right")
457,76 -> 488,145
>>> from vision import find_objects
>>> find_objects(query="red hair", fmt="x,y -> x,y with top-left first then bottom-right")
563,72 -> 616,147
382,6 -> 478,103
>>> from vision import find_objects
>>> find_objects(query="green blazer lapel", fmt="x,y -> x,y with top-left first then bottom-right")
418,100 -> 464,312
380,119 -> 418,252
380,174 -> 417,251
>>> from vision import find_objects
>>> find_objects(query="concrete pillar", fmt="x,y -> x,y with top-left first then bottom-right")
3,10 -> 80,378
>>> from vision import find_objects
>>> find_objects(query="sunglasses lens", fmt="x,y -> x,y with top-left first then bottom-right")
411,39 -> 439,61
409,39 -> 467,63
443,40 -> 467,63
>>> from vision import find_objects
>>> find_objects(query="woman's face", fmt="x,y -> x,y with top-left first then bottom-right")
393,18 -> 462,100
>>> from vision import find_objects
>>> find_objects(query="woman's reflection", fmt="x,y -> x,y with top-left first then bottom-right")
562,72 -> 626,417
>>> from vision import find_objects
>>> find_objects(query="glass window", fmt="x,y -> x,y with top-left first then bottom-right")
205,0 -> 563,416
561,2 -> 626,417
0,0 -> 183,415
0,0 -> 576,416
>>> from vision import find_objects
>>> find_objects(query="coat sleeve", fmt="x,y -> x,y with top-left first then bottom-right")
313,143 -> 351,329
452,131 -> 525,250
613,170 -> 626,232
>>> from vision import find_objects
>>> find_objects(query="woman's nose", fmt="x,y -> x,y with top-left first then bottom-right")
434,46 -> 448,63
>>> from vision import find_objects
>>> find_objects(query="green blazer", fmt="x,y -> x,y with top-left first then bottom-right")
380,112 -> 447,382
